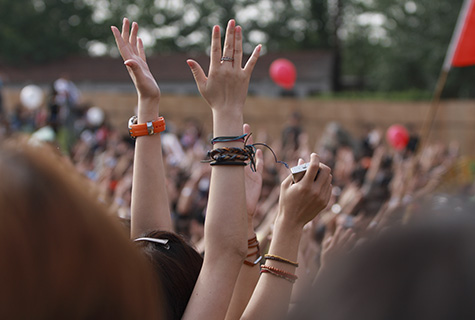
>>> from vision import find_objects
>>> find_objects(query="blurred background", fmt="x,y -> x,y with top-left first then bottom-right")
0,0 -> 474,154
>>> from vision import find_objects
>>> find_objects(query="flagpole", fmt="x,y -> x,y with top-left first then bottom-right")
417,0 -> 473,154
416,68 -> 449,154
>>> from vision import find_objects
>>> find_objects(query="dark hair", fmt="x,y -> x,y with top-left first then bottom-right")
0,137 -> 162,319
291,213 -> 475,320
136,230 -> 204,320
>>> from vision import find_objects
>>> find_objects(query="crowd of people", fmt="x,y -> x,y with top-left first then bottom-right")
0,17 -> 474,320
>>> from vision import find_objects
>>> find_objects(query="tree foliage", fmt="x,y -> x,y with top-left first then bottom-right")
1,0 -> 473,96
98,0 -> 333,55
341,0 -> 475,97
0,0 -> 106,64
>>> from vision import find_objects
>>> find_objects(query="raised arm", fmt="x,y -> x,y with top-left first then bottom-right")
111,19 -> 172,238
183,20 -> 261,320
225,123 -> 265,320
242,153 -> 333,320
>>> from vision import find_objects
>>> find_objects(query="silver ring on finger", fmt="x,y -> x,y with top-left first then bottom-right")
221,56 -> 234,62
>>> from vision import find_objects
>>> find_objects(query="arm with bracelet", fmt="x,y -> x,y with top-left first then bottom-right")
225,123 -> 264,320
183,20 -> 261,320
242,153 -> 333,320
111,19 -> 172,237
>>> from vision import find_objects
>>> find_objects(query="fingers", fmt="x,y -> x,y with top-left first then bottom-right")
187,59 -> 207,92
210,25 -> 222,67
222,19 -> 235,62
111,26 -> 124,48
281,173 -> 294,189
298,158 -> 305,166
302,153 -> 320,184
121,18 -> 130,43
137,38 -> 146,61
129,21 -> 139,55
314,163 -> 331,191
243,123 -> 252,143
234,26 -> 243,68
244,44 -> 262,75
255,149 -> 264,174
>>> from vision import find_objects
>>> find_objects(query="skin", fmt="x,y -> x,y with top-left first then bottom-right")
184,19 -> 261,320
111,19 -> 172,238
242,153 -> 333,320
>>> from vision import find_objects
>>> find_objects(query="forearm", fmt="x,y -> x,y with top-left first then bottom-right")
242,216 -> 302,320
184,112 -> 248,320
130,98 -> 172,238
205,109 -> 247,258
225,224 -> 261,320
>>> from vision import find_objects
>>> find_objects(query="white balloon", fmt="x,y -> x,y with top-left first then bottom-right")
87,107 -> 105,126
32,125 -> 56,142
20,85 -> 44,110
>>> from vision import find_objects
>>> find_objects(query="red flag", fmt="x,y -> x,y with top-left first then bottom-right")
443,0 -> 475,70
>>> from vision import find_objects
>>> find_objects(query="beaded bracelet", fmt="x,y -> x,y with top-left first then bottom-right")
264,254 -> 299,267
260,266 -> 298,283
261,265 -> 298,280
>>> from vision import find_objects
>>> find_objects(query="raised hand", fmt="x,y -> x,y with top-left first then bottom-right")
278,153 -> 333,229
320,225 -> 356,270
111,18 -> 171,237
187,20 -> 261,114
111,18 -> 160,103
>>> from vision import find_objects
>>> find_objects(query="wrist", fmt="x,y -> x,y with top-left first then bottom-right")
274,214 -> 304,237
247,225 -> 255,239
212,108 -> 243,126
138,98 -> 160,120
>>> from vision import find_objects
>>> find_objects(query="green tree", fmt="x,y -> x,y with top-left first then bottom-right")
341,0 -> 475,97
0,0 -> 106,64
100,0 -> 333,54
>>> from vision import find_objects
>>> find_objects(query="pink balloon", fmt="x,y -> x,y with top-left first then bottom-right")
386,124 -> 409,150
269,59 -> 297,89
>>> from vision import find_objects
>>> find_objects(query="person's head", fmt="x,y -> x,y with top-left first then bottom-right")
136,230 -> 204,320
292,213 -> 475,320
0,137 -> 162,319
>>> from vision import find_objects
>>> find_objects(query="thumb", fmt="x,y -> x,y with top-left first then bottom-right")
255,149 -> 264,174
124,59 -> 140,71
187,59 -> 207,91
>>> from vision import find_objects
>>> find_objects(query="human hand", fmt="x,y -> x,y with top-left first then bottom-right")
111,18 -> 160,104
187,20 -> 261,115
243,123 -> 264,222
320,225 -> 356,269
278,153 -> 333,229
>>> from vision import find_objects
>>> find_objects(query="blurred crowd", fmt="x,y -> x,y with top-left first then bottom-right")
2,73 -> 475,319
1,79 -> 474,255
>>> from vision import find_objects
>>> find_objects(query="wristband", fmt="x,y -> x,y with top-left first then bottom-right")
128,115 -> 166,139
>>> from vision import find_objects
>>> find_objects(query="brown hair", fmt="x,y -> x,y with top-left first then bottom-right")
136,230 -> 203,320
0,137 -> 162,319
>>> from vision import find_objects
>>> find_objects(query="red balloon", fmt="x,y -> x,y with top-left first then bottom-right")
269,59 -> 297,89
386,124 -> 410,150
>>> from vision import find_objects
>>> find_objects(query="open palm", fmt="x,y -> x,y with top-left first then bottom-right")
111,18 -> 160,101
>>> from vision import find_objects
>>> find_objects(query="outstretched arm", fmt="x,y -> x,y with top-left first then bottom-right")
242,153 -> 333,320
111,19 -> 172,238
225,123 -> 264,320
183,20 -> 261,320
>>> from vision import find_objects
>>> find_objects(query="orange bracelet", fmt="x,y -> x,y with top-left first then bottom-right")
128,115 -> 166,138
